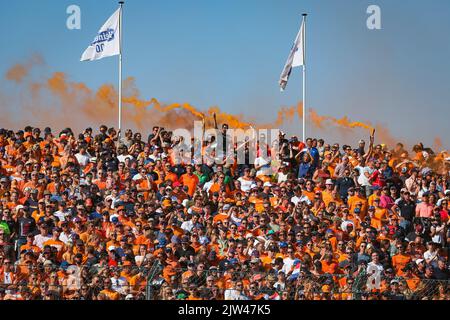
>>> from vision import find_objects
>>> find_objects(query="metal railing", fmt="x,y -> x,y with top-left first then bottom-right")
0,261 -> 448,300
144,263 -> 450,300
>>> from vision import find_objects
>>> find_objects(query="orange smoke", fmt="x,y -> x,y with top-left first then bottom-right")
122,94 -> 253,129
272,105 -> 298,127
333,116 -> 372,131
433,137 -> 443,153
2,55 -> 431,150
309,109 -> 328,129
5,54 -> 44,83
307,108 -> 373,131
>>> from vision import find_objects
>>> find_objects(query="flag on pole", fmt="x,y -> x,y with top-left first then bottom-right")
81,8 -> 121,62
279,19 -> 305,91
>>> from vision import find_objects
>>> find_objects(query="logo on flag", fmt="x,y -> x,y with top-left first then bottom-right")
81,8 -> 121,62
91,29 -> 116,45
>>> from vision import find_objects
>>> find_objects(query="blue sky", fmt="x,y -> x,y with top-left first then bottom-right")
1,0 -> 450,149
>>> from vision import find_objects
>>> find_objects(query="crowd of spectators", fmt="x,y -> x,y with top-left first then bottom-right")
0,123 -> 449,300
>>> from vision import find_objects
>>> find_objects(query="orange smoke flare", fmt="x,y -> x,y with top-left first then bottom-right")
2,56 -> 418,150
5,54 -> 44,84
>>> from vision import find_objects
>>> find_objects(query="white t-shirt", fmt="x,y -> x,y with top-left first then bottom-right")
224,289 -> 248,300
282,257 -> 296,274
33,235 -> 51,249
181,220 -> 195,233
291,195 -> 311,206
237,177 -> 254,192
357,166 -> 374,186
367,261 -> 384,275
75,153 -> 90,167
59,232 -> 71,245
255,157 -> 272,176
277,172 -> 289,183
203,180 -> 214,193
117,154 -> 133,163
424,250 -> 438,262
54,210 -> 71,222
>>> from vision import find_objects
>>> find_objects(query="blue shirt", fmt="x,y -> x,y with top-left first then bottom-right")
308,147 -> 319,168
89,211 -> 102,220
298,163 -> 312,179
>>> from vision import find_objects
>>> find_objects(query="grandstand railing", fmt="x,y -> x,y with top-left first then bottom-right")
145,262 -> 449,301
1,261 -> 448,300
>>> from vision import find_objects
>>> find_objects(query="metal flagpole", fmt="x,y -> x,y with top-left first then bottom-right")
302,13 -> 307,143
118,1 -> 124,140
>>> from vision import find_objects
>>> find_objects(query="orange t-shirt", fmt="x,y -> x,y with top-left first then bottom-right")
180,174 -> 199,196
370,208 -> 387,230
321,261 -> 339,274
100,289 -> 120,300
392,254 -> 412,276
348,195 -> 368,218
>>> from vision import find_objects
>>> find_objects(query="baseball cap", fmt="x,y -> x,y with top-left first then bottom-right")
111,216 -> 119,224
73,217 -> 82,223
325,179 -> 334,185
43,260 -> 53,266
415,259 -> 424,265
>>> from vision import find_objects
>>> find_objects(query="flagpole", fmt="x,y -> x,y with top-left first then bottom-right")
302,13 -> 307,143
118,1 -> 124,141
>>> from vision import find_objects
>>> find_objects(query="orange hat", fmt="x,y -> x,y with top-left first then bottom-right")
322,285 -> 331,293
51,161 -> 61,168
162,199 -> 172,208
116,206 -> 125,211
123,261 -> 132,266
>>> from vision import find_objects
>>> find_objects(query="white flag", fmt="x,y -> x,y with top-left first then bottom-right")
279,19 -> 305,91
81,8 -> 121,62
